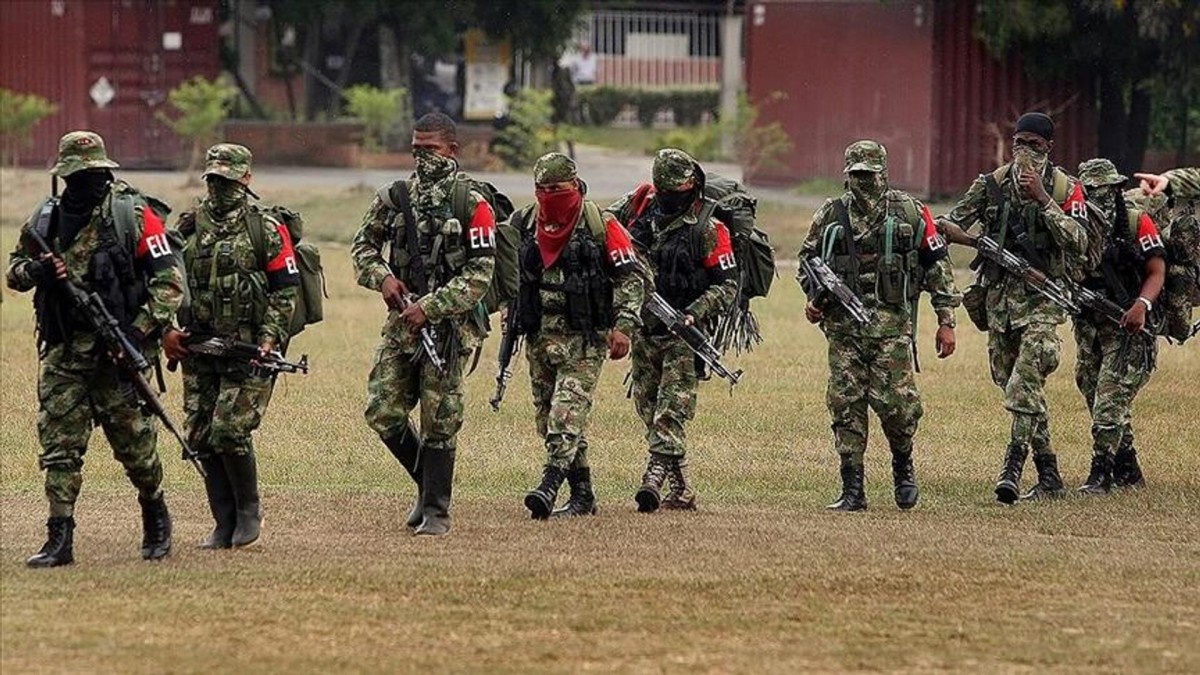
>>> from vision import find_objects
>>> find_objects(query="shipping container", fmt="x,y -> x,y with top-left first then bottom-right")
1,0 -> 221,169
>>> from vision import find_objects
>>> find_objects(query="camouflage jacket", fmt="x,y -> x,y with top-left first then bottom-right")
800,192 -> 960,338
7,181 -> 185,351
178,199 -> 300,346
1165,167 -> 1200,200
351,174 -> 496,353
941,163 -> 1088,331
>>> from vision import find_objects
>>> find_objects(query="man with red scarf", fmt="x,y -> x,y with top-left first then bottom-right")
512,153 -> 644,518
608,149 -> 739,512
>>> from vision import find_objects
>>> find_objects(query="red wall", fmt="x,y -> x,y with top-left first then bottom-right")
1,0 -> 220,169
745,0 -> 935,193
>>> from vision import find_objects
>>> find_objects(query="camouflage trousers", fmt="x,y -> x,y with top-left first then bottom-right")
825,333 -> 923,467
527,331 -> 606,470
1074,318 -> 1156,457
182,356 -> 276,457
35,343 -> 164,517
365,325 -> 467,451
631,331 -> 697,458
988,322 -> 1061,454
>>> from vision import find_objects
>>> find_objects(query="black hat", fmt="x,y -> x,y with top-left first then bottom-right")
1015,112 -> 1054,141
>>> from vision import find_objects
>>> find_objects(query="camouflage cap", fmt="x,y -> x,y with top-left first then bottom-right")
652,148 -> 697,190
533,152 -> 577,185
202,143 -> 253,181
844,140 -> 887,173
1077,158 -> 1127,187
50,131 -> 119,177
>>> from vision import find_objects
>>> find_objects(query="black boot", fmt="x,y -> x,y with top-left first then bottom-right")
222,452 -> 263,547
1112,443 -> 1145,489
1078,452 -> 1113,495
138,492 -> 173,560
891,452 -> 919,510
635,453 -> 670,513
199,456 -> 236,549
826,456 -> 867,511
414,448 -> 455,536
994,443 -> 1028,504
384,424 -> 423,527
26,516 -> 75,568
1020,453 -> 1065,500
663,457 -> 697,510
525,465 -> 567,519
552,467 -> 597,517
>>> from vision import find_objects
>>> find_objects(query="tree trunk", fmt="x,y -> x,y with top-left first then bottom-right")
1123,85 -> 1152,176
302,13 -> 323,121
1096,67 -> 1129,169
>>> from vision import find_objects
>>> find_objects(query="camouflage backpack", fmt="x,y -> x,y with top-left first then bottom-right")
1125,189 -> 1200,342
245,204 -> 325,338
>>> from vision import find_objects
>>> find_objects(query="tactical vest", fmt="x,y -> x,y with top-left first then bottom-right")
1086,207 -> 1150,307
822,193 -> 924,307
630,200 -> 718,310
380,177 -> 482,295
513,202 -> 614,335
981,165 -> 1071,280
179,206 -> 272,339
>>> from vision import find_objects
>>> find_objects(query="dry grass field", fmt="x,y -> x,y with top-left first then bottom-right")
1,168 -> 1198,673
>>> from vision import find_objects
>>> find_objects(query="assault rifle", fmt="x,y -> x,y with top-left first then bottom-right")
489,298 -> 521,411
404,294 -> 447,377
181,336 -> 310,374
1068,284 -> 1155,338
798,256 -> 870,324
643,293 -> 743,387
25,218 -> 205,478
974,236 -> 1081,315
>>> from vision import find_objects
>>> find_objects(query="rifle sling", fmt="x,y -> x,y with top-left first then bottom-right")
393,181 -> 428,296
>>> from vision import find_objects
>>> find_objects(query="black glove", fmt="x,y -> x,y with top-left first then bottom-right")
26,257 -> 58,285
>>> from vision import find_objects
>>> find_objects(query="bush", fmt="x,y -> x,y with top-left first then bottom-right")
657,125 -> 722,162
0,88 -> 57,166
344,85 -> 410,152
492,88 -> 557,170
577,86 -> 719,127
731,91 -> 792,177
669,89 -> 718,126
156,75 -> 238,173
578,86 -> 626,126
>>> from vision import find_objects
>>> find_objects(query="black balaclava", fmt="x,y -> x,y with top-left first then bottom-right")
58,169 -> 112,248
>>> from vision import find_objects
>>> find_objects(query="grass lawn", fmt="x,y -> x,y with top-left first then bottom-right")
1,170 -> 1198,673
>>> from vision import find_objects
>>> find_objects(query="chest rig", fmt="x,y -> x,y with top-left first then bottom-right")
822,194 -> 923,307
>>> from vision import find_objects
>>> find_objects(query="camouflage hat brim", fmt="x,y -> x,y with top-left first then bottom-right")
1082,173 -> 1129,187
202,163 -> 250,181
50,156 -> 119,177
844,162 -> 884,173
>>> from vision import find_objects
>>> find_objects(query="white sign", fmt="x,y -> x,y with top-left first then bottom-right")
90,76 -> 115,108
163,32 -> 182,51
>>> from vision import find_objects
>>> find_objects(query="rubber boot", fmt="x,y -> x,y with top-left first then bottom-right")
198,456 -> 236,549
826,456 -> 867,512
994,443 -> 1028,505
663,457 -> 697,510
891,452 -> 919,510
635,453 -> 670,513
414,448 -> 455,536
1078,452 -> 1113,495
26,516 -> 75,568
1020,453 -> 1065,500
138,492 -> 173,560
223,452 -> 263,547
384,424 -> 423,527
1112,442 -> 1145,489
552,467 -> 598,517
524,465 -> 567,520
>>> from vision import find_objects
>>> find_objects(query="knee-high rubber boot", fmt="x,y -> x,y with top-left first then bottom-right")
384,423 -> 423,527
525,465 -> 567,519
414,448 -> 455,536
1019,453 -> 1065,500
891,452 -> 919,510
826,456 -> 867,512
1078,451 -> 1114,495
1113,441 -> 1145,489
222,452 -> 263,547
138,492 -> 173,560
26,516 -> 75,568
994,443 -> 1028,504
552,467 -> 598,517
199,456 -> 236,549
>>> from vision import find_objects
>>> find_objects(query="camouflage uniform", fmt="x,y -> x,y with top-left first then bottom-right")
1073,159 -> 1165,493
174,144 -> 300,548
7,131 -> 184,565
1163,167 -> 1200,199
940,132 -> 1089,503
516,153 -> 644,518
352,150 -> 496,535
800,141 -> 960,511
609,149 -> 739,512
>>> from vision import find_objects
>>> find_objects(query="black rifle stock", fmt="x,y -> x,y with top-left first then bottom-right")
798,256 -> 871,324
642,293 -> 743,388
174,336 -> 310,374
25,224 -> 205,478
974,236 -> 1080,314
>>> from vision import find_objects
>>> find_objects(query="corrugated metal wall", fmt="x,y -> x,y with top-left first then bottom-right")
0,0 -> 220,169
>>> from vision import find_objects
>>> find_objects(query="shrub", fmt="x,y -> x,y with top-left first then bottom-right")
656,125 -> 722,162
344,85 -> 410,152
577,86 -> 719,127
492,88 -> 557,170
0,88 -> 58,166
578,86 -> 626,126
731,91 -> 792,177
156,76 -> 238,173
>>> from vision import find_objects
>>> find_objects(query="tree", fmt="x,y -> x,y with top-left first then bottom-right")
0,89 -> 57,167
156,76 -> 238,177
976,0 -> 1200,174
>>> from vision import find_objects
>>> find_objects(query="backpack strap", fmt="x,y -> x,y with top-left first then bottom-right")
582,201 -> 607,241
451,176 -> 473,224
984,169 -> 1012,252
110,191 -> 139,253
1051,169 -> 1070,204
245,206 -> 268,269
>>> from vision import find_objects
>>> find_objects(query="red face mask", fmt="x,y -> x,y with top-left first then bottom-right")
535,187 -> 583,269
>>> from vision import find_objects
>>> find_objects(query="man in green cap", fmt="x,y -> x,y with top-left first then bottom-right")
936,112 -> 1090,504
7,131 -> 185,566
1071,158 -> 1165,494
798,140 -> 960,511
506,152 -> 644,518
163,143 -> 301,549
608,148 -> 738,513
